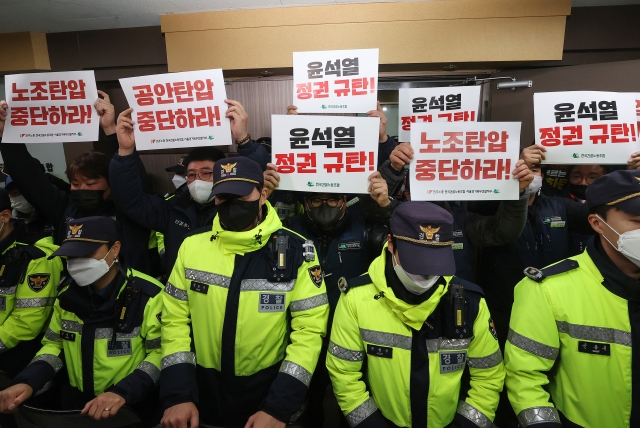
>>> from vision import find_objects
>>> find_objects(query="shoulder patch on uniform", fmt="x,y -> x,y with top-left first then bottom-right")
18,244 -> 46,260
449,276 -> 484,296
28,274 -> 51,293
308,265 -> 323,288
342,274 -> 372,294
156,312 -> 162,324
523,267 -> 546,282
525,259 -> 580,283
488,318 -> 498,341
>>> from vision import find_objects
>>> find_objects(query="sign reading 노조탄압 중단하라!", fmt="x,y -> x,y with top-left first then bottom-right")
534,91 -> 638,164
409,121 -> 521,201
119,69 -> 232,150
3,70 -> 98,143
397,86 -> 481,143
271,114 -> 380,194
293,48 -> 379,114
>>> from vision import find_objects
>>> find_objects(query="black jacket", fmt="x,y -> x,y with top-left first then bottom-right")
0,135 -> 153,274
109,140 -> 270,277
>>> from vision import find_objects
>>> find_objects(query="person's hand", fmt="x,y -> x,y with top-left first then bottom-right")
368,171 -> 390,207
95,90 -> 117,135
263,163 -> 280,197
367,101 -> 388,143
116,108 -> 136,156
244,411 -> 286,428
0,100 -> 8,138
0,383 -> 33,413
390,143 -> 413,171
519,144 -> 546,168
161,402 -> 199,428
512,159 -> 534,192
287,105 -> 298,115
225,99 -> 249,143
627,151 -> 640,170
81,392 -> 125,421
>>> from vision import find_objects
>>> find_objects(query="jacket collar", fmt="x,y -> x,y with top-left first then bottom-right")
212,201 -> 281,255
587,236 -> 640,302
369,244 -> 447,330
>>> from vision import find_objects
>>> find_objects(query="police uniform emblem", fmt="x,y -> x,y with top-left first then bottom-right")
156,312 -> 162,324
28,274 -> 51,293
68,223 -> 83,238
488,318 -> 498,341
308,266 -> 323,288
420,225 -> 440,240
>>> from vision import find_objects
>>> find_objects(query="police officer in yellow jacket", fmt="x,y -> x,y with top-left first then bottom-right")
0,188 -> 62,377
327,202 -> 504,428
505,169 -> 640,428
0,216 -> 163,426
160,157 -> 329,428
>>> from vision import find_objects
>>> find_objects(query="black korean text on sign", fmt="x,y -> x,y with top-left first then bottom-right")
553,101 -> 619,123
306,58 -> 360,79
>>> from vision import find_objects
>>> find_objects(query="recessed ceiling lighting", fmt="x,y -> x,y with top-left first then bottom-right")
382,107 -> 387,111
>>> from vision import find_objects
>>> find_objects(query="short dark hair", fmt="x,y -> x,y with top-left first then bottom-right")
185,147 -> 226,167
589,204 -> 614,220
65,151 -> 110,182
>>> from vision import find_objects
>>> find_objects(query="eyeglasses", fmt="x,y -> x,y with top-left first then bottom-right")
185,171 -> 213,183
308,197 -> 343,208
570,174 -> 600,185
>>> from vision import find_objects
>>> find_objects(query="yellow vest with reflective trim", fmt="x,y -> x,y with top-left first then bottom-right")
327,249 -> 503,428
0,237 -> 62,351
505,249 -> 635,428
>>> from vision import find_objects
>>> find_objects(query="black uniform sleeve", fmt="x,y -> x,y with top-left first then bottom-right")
109,152 -> 172,235
377,136 -> 398,168
562,197 -> 595,235
109,370 -> 155,404
237,139 -> 270,171
379,159 -> 406,197
0,139 -> 69,229
12,361 -> 57,394
365,222 -> 389,263
464,190 -> 529,248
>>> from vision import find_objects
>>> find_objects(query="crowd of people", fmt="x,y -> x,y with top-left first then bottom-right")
0,93 -> 638,428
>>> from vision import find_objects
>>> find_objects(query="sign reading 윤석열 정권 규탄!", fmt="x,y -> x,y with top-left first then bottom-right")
534,91 -> 638,164
271,114 -> 380,194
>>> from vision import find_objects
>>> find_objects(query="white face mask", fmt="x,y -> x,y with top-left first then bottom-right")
172,174 -> 187,189
10,195 -> 35,214
597,215 -> 640,268
393,254 -> 440,295
188,180 -> 214,205
66,249 -> 115,287
528,175 -> 543,195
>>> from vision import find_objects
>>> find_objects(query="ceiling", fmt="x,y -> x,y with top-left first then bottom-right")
1,0 -> 639,34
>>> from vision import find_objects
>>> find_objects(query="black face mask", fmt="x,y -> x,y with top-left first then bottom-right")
567,183 -> 588,200
70,189 -> 107,214
217,199 -> 261,231
307,204 -> 344,231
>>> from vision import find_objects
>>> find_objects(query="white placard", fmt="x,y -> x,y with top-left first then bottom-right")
272,115 -> 380,193
293,48 -> 378,113
534,91 -> 638,164
120,69 -> 231,151
3,71 -> 98,143
409,122 -> 521,201
398,86 -> 481,142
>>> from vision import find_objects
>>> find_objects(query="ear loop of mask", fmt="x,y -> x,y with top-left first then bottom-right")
596,214 -> 620,249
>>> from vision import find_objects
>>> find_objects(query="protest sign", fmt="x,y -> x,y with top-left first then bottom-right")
398,86 -> 481,142
3,71 -> 98,143
120,69 -> 231,150
534,91 -> 638,164
293,48 -> 378,113
409,122 -> 521,201
272,115 -> 379,193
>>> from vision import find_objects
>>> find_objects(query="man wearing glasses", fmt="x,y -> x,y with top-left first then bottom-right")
109,101 -> 276,278
285,171 -> 397,428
